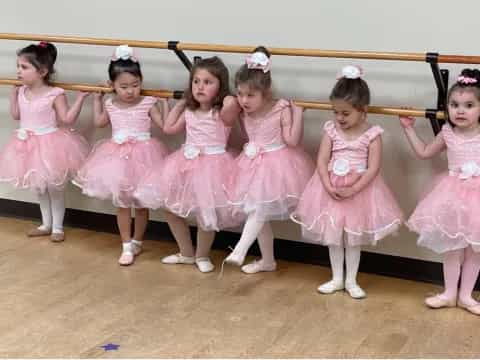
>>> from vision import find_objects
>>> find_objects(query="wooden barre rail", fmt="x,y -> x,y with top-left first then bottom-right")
0,79 -> 445,120
0,33 -> 479,64
0,79 -> 173,98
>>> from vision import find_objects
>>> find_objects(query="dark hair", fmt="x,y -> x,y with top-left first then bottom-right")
17,42 -> 57,84
108,58 -> 142,82
184,56 -> 230,110
234,46 -> 272,95
446,68 -> 480,126
329,74 -> 370,111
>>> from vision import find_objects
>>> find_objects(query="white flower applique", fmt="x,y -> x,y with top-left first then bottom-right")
183,145 -> 201,160
332,158 -> 350,176
459,161 -> 480,180
16,129 -> 29,140
244,142 -> 259,159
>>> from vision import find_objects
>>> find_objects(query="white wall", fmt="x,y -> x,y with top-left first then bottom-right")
1,0 -> 477,262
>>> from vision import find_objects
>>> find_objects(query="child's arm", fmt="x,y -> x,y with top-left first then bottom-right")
9,86 -> 20,120
281,101 -> 304,147
220,95 -> 241,127
162,99 -> 187,135
150,98 -> 169,129
399,115 -> 446,159
54,91 -> 90,125
317,133 -> 341,200
336,136 -> 382,199
93,92 -> 110,128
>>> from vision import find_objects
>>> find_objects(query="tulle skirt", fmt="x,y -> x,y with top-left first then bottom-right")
73,138 -> 168,208
135,148 -> 241,231
0,128 -> 89,193
291,171 -> 403,246
407,173 -> 480,253
228,146 -> 315,221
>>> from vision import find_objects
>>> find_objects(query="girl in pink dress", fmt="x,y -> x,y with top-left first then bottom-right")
400,68 -> 480,315
73,45 -> 169,266
224,47 -> 315,274
291,66 -> 403,298
0,41 -> 89,242
135,56 -> 240,273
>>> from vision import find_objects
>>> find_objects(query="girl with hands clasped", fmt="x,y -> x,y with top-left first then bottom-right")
292,66 -> 403,298
74,45 -> 169,265
400,69 -> 480,315
0,41 -> 89,242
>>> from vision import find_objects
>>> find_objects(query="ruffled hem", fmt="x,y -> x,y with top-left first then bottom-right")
291,211 -> 402,246
407,218 -> 480,254
230,194 -> 300,221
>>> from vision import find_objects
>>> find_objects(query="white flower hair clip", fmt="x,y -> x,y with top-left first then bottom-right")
337,65 -> 363,80
112,45 -> 138,62
246,51 -> 271,73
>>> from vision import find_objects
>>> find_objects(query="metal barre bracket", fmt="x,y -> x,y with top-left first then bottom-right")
426,52 -> 448,134
168,41 -> 192,71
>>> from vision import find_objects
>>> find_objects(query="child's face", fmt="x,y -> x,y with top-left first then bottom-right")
16,55 -> 46,86
331,99 -> 366,131
191,68 -> 220,107
111,72 -> 142,104
236,84 -> 266,115
448,89 -> 480,131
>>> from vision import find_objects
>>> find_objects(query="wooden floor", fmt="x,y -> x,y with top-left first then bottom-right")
0,216 -> 479,358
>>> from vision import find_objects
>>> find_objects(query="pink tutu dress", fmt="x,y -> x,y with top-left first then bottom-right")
228,99 -> 315,220
73,96 -> 168,208
134,108 -> 238,231
407,124 -> 480,253
291,120 -> 403,246
0,86 -> 89,193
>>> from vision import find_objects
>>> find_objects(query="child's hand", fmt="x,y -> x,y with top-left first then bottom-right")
399,115 -> 416,129
325,185 -> 342,200
93,91 -> 105,100
223,95 -> 239,107
335,186 -> 358,199
11,86 -> 20,97
156,97 -> 168,105
290,100 -> 305,115
76,91 -> 90,100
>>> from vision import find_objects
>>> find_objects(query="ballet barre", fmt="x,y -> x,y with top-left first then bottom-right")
0,79 -> 445,120
0,33 -> 479,64
3,33 -> 468,131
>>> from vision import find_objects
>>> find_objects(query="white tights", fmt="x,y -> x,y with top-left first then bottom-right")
37,187 -> 65,234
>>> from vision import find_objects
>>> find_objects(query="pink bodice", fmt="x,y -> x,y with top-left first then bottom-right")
184,108 -> 231,147
18,86 -> 64,129
442,124 -> 480,173
241,99 -> 290,146
105,96 -> 156,137
324,120 -> 383,173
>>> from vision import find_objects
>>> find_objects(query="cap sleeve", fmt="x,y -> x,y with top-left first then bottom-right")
323,120 -> 336,139
104,97 -> 114,111
276,98 -> 290,110
440,123 -> 453,142
49,87 -> 65,98
139,96 -> 157,110
360,125 -> 384,145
